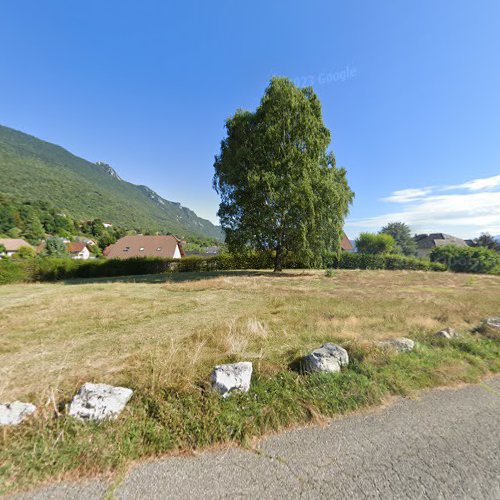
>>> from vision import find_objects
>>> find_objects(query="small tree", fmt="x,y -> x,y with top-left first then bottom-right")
474,233 -> 499,252
355,233 -> 395,255
14,246 -> 37,259
0,243 -> 6,256
380,222 -> 417,256
43,237 -> 68,257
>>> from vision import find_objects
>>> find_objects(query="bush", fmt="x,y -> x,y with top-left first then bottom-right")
0,259 -> 34,284
355,233 -> 396,255
13,246 -> 37,259
324,252 -> 446,272
430,245 -> 500,274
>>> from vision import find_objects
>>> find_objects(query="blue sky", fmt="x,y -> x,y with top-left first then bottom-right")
1,1 -> 499,237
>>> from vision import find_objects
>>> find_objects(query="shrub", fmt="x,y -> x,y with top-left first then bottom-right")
13,246 -> 37,259
355,233 -> 396,255
430,245 -> 500,274
324,252 -> 446,272
0,251 -> 450,285
0,259 -> 34,284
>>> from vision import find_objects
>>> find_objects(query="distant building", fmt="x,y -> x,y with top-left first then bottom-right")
205,246 -> 221,255
341,231 -> 354,252
74,236 -> 97,247
67,242 -> 90,260
0,238 -> 34,257
414,233 -> 471,258
104,235 -> 184,259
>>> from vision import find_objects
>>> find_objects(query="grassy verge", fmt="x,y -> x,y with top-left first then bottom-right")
1,332 -> 498,494
1,270 -> 499,493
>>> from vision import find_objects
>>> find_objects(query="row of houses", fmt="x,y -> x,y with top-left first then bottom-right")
0,232 -> 476,261
102,233 -> 355,259
0,238 -> 91,259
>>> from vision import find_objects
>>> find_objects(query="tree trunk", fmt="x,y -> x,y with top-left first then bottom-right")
274,245 -> 283,272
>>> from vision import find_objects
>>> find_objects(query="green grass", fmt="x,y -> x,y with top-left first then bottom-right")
1,332 -> 498,495
1,269 -> 499,494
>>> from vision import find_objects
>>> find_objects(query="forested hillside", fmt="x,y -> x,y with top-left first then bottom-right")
0,125 -> 222,239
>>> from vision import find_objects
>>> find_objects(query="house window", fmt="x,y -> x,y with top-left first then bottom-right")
156,247 -> 162,251
123,246 -> 130,252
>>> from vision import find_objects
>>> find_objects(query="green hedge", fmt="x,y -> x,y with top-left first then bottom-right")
0,251 -> 448,285
0,259 -> 34,284
430,245 -> 500,274
325,252 -> 447,271
0,253 -> 278,284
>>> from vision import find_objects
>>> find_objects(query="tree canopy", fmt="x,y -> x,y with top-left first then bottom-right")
380,222 -> 417,256
355,232 -> 396,255
474,232 -> 499,252
213,77 -> 354,271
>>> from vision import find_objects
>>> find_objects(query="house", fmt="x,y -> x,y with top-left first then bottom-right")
205,246 -> 221,255
74,236 -> 97,247
0,238 -> 34,257
341,231 -> 354,252
414,233 -> 470,258
67,242 -> 90,260
104,235 -> 184,259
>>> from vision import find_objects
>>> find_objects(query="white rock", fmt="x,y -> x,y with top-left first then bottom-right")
211,362 -> 253,398
302,343 -> 349,373
0,401 -> 36,426
435,327 -> 460,339
69,383 -> 133,421
379,337 -> 415,353
484,317 -> 500,329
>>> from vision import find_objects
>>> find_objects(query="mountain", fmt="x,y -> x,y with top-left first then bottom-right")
0,125 -> 222,240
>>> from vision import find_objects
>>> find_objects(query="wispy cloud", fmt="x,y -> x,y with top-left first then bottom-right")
382,187 -> 433,203
443,174 -> 500,192
347,174 -> 500,238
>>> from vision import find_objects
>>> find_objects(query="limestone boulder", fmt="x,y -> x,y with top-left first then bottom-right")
435,327 -> 460,339
211,362 -> 253,398
0,401 -> 36,426
69,383 -> 133,422
302,343 -> 349,373
379,337 -> 415,353
483,317 -> 500,329
478,317 -> 500,339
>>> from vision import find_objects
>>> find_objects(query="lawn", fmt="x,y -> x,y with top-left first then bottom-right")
1,269 -> 499,493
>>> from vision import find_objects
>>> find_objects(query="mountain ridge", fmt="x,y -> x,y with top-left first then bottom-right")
0,124 -> 222,240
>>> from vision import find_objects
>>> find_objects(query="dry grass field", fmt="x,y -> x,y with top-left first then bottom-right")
1,269 -> 500,493
2,269 -> 500,401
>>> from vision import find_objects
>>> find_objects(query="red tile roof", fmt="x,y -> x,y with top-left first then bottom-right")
341,232 -> 353,251
67,242 -> 87,253
104,235 -> 183,259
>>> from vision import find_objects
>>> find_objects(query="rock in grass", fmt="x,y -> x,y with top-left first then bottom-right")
211,362 -> 253,398
476,317 -> 500,339
483,317 -> 500,330
379,337 -> 415,353
69,383 -> 133,422
435,327 -> 460,339
302,343 -> 349,373
0,401 -> 36,426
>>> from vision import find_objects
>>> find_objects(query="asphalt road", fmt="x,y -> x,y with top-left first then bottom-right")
16,377 -> 500,499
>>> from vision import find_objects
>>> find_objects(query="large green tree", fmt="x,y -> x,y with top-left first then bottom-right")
213,77 -> 354,271
380,222 -> 417,256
